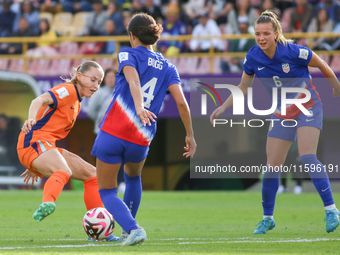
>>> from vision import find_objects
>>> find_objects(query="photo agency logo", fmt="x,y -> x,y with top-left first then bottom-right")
198,82 -> 313,128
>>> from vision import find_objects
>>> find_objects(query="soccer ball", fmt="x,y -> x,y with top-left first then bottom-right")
82,207 -> 115,240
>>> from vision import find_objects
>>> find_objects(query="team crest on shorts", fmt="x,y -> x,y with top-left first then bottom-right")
282,63 -> 290,73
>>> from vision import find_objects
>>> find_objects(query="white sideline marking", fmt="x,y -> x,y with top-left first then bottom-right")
1,238 -> 340,250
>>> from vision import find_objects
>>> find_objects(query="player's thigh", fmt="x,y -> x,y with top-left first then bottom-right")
123,141 -> 149,177
266,137 -> 292,167
33,149 -> 72,177
124,159 -> 146,177
296,126 -> 320,156
96,158 -> 121,189
61,149 -> 96,181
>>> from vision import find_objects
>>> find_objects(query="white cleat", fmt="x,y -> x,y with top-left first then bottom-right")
120,227 -> 147,246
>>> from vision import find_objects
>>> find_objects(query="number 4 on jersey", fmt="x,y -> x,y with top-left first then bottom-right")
142,77 -> 157,108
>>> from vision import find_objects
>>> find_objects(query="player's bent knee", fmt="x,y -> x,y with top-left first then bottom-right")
58,168 -> 72,177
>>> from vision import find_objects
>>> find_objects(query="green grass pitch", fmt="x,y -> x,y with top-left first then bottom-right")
1,190 -> 340,254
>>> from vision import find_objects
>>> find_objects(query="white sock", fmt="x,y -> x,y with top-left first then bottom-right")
263,215 -> 273,219
325,204 -> 336,210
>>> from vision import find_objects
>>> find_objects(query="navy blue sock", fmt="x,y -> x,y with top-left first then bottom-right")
262,167 -> 280,216
300,154 -> 334,207
99,188 -> 139,234
123,173 -> 142,218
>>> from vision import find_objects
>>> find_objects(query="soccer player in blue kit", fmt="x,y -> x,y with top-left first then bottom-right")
91,13 -> 196,246
210,10 -> 340,234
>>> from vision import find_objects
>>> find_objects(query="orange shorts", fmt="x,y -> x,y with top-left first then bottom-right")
17,136 -> 63,178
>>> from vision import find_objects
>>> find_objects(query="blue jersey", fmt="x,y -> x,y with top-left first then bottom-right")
243,43 -> 321,119
100,46 -> 181,146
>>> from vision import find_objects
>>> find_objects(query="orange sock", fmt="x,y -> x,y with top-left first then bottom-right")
83,176 -> 103,210
42,171 -> 70,203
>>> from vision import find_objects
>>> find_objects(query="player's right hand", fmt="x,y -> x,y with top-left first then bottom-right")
136,108 -> 157,126
20,169 -> 39,185
210,106 -> 225,124
183,135 -> 197,158
22,118 -> 36,134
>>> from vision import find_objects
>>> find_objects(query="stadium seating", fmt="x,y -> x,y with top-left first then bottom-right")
58,42 -> 79,55
281,8 -> 293,33
0,59 -> 8,70
330,55 -> 340,73
95,58 -> 115,71
196,57 -> 210,75
68,12 -> 89,36
213,57 -> 222,74
9,59 -> 24,73
39,12 -> 53,25
28,59 -> 51,76
52,12 -> 73,36
48,59 -> 72,76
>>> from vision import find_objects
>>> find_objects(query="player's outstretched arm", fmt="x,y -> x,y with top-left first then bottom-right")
168,83 -> 196,158
22,93 -> 54,134
308,51 -> 340,98
123,65 -> 157,126
210,72 -> 254,124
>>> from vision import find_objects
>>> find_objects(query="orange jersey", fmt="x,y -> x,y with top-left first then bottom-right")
17,83 -> 81,150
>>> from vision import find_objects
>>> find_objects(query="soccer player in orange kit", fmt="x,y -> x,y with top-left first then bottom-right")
17,60 -> 119,242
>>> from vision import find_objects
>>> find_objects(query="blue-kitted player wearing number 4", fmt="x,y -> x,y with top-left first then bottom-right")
210,10 -> 340,234
91,13 -> 196,246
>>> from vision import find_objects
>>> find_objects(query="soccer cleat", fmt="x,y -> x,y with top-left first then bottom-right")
32,202 -> 56,223
88,234 -> 120,242
324,208 -> 340,233
120,231 -> 128,242
120,228 -> 147,246
253,217 -> 276,234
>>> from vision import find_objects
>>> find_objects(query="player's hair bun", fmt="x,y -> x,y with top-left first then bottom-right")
128,13 -> 163,45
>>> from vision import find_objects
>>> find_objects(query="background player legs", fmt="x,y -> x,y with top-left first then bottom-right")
123,159 -> 146,218
297,126 -> 338,232
254,137 -> 292,234
96,158 -> 140,234
297,127 -> 335,208
263,137 -> 292,217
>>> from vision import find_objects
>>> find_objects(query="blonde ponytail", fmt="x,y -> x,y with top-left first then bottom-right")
255,10 -> 294,46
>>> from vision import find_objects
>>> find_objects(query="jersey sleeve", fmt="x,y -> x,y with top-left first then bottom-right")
243,54 -> 255,76
167,64 -> 181,87
117,50 -> 137,74
290,44 -> 313,66
47,84 -> 74,108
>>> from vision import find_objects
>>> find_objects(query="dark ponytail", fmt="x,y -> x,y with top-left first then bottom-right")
127,13 -> 163,45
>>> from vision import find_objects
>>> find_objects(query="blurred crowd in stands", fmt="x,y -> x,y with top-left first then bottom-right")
0,0 -> 339,74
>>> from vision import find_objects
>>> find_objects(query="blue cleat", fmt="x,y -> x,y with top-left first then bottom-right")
324,208 -> 340,233
32,202 -> 56,223
88,234 -> 120,242
120,228 -> 147,246
253,217 -> 276,234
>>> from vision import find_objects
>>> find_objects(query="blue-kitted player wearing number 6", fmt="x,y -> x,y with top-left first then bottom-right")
210,10 -> 340,234
91,13 -> 196,246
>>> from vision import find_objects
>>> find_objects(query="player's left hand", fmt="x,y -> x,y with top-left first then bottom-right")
20,169 -> 39,185
333,86 -> 340,98
183,135 -> 197,158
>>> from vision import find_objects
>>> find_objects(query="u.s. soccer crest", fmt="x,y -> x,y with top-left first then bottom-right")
282,63 -> 290,73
